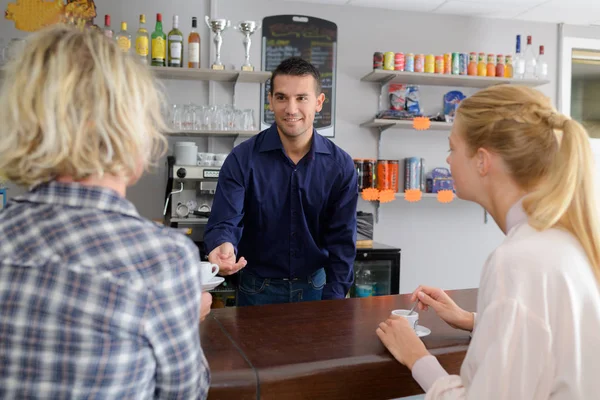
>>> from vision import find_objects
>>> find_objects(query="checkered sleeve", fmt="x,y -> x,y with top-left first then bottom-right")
143,242 -> 210,399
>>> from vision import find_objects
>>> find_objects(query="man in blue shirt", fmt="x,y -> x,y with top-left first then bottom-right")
204,57 -> 358,306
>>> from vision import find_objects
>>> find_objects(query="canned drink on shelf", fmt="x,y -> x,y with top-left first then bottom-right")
373,52 -> 383,69
383,51 -> 395,70
451,52 -> 460,75
444,53 -> 452,74
459,53 -> 468,75
425,54 -> 435,73
377,160 -> 391,190
435,55 -> 444,74
404,157 -> 421,190
363,159 -> 376,189
405,53 -> 415,72
394,52 -> 405,71
354,159 -> 364,191
389,160 -> 399,192
414,54 -> 425,73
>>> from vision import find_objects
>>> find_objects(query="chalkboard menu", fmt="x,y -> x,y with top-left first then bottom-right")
260,15 -> 338,137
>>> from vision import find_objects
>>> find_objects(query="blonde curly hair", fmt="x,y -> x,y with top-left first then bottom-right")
0,24 -> 168,187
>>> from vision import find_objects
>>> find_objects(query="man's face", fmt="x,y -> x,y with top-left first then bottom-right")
269,74 -> 325,139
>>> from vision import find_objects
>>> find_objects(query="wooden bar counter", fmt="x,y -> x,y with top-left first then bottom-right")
201,289 -> 477,400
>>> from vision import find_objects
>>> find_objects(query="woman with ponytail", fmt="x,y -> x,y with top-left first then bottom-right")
377,85 -> 600,399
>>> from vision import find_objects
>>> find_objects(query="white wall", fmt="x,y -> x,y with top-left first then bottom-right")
0,0 -> 559,293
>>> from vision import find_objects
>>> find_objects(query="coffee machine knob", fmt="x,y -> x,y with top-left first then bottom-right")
176,168 -> 187,179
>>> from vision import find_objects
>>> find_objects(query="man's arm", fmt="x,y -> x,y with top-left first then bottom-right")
204,152 -> 246,255
321,157 -> 359,300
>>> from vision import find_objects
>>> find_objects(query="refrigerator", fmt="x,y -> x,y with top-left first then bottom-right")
350,242 -> 401,298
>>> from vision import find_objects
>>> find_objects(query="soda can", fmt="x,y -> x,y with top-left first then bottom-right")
435,55 -> 444,74
383,52 -> 395,70
405,53 -> 415,72
425,54 -> 435,73
459,53 -> 468,75
404,157 -> 421,190
414,54 -> 425,73
373,52 -> 383,69
444,53 -> 452,74
394,52 -> 405,71
451,52 -> 460,75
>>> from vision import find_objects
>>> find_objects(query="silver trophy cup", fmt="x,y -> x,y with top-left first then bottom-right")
233,21 -> 261,71
205,16 -> 231,70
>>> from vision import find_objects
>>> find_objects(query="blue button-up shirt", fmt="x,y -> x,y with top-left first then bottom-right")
204,123 -> 358,299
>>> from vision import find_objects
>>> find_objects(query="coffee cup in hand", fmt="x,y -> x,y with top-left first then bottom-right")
392,309 -> 419,331
199,262 -> 219,283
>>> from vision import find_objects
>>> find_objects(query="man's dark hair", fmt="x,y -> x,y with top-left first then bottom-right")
269,57 -> 322,95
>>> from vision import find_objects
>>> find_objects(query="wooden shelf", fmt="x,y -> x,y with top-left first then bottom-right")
151,66 -> 271,83
360,119 -> 452,131
360,69 -> 550,88
166,130 -> 259,137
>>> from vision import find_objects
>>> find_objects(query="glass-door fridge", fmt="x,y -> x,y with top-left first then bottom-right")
350,242 -> 401,298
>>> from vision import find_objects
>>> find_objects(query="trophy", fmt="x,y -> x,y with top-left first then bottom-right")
205,16 -> 231,70
233,21 -> 261,71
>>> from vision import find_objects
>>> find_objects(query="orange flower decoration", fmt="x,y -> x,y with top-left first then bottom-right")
361,188 -> 379,202
378,189 -> 396,203
404,189 -> 422,202
437,190 -> 454,203
413,117 -> 431,131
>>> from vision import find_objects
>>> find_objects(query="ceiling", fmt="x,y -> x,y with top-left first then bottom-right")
284,0 -> 600,26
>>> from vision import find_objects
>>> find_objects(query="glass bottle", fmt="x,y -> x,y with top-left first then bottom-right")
168,15 -> 183,68
151,13 -> 166,67
188,17 -> 201,68
103,14 -> 113,39
115,21 -> 131,54
135,14 -> 149,65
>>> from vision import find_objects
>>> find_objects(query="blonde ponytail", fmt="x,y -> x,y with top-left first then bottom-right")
457,85 -> 600,284
523,117 -> 600,282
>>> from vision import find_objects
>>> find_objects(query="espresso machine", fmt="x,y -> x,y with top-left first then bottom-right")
163,156 -> 238,306
163,155 -> 219,246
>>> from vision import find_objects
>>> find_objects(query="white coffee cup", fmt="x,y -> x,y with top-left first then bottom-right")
199,262 -> 219,283
391,309 -> 419,331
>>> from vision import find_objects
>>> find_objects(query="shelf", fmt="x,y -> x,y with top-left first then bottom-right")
166,130 -> 260,137
361,119 -> 452,131
360,69 -> 550,88
395,193 -> 455,199
151,66 -> 271,83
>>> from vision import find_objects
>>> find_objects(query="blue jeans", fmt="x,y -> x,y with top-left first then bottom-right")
236,268 -> 326,306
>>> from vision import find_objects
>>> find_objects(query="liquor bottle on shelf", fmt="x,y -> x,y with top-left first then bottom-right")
103,15 -> 113,39
151,13 -> 167,67
188,17 -> 201,68
168,15 -> 183,67
513,34 -> 525,79
135,14 -> 149,65
524,35 -> 537,79
535,45 -> 548,80
115,22 -> 131,54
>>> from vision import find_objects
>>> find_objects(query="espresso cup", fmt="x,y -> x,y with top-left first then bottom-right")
391,309 -> 419,331
199,262 -> 219,283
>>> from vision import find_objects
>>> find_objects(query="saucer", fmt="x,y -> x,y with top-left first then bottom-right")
201,276 -> 225,292
415,325 -> 431,338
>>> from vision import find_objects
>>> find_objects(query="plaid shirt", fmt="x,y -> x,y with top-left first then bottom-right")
0,181 -> 210,399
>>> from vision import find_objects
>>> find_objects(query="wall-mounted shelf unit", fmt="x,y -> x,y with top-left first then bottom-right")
360,119 -> 452,131
360,69 -> 551,88
151,66 -> 271,84
166,130 -> 259,138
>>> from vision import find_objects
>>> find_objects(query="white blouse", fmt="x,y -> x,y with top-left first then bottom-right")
412,200 -> 600,399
